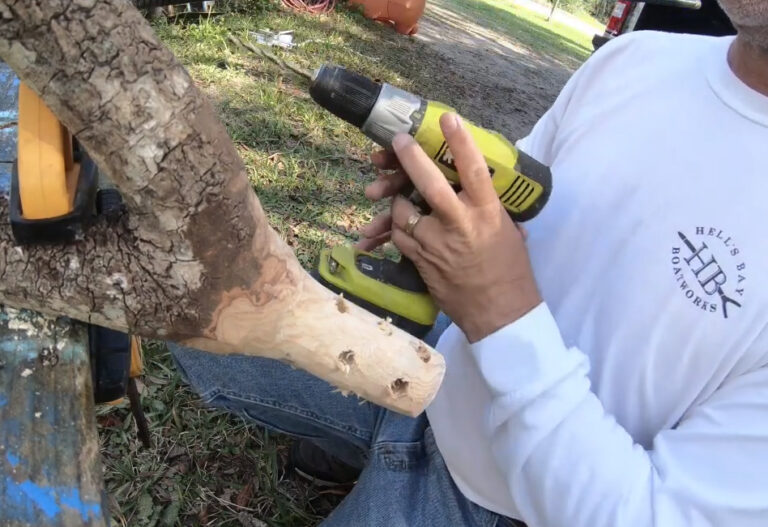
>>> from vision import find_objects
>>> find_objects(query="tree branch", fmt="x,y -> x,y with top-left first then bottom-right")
0,0 -> 444,416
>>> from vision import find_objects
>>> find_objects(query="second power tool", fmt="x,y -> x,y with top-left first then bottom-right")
12,82 -> 150,446
309,65 -> 552,337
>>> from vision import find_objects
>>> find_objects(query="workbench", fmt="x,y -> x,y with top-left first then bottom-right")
0,61 -> 109,527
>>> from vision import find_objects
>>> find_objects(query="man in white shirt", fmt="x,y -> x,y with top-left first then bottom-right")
170,1 -> 768,524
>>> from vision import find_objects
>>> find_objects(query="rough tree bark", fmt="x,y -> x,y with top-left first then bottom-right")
0,0 -> 445,416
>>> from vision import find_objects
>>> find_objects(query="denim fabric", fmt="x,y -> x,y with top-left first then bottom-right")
169,314 -> 518,526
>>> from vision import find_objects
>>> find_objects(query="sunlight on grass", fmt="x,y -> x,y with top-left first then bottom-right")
572,8 -> 609,32
440,0 -> 595,64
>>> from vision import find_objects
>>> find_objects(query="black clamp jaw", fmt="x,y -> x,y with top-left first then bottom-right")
9,140 -> 98,245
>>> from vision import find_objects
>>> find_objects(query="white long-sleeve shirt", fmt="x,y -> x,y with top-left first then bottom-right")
426,31 -> 768,526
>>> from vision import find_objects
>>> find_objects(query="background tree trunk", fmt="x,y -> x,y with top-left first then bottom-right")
548,0 -> 561,21
0,0 -> 444,416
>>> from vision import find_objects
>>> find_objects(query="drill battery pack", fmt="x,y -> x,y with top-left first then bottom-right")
314,245 -> 438,338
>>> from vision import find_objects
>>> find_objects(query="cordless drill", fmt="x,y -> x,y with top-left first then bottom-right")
310,65 -> 552,337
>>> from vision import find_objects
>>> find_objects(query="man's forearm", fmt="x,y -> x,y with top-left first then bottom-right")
470,303 -> 768,526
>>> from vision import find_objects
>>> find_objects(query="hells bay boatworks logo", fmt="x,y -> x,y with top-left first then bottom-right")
672,227 -> 745,319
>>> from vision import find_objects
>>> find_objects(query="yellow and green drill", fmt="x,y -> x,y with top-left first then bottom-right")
309,65 -> 552,337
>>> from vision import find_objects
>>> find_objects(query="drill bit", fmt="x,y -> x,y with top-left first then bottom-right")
227,34 -> 313,81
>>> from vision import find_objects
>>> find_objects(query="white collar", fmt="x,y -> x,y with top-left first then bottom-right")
707,35 -> 768,128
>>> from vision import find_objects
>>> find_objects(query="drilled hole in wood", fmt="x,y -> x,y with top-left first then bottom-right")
378,318 -> 393,336
336,295 -> 349,313
338,350 -> 355,366
391,378 -> 409,395
39,347 -> 59,367
415,343 -> 430,363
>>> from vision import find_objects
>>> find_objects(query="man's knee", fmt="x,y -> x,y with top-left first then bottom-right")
167,342 -> 379,447
168,342 -> 300,402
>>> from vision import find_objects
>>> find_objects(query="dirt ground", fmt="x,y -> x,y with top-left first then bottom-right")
416,1 -> 577,139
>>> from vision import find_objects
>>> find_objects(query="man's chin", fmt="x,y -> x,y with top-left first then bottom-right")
717,0 -> 768,28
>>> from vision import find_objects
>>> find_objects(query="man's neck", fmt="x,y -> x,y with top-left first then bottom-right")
729,35 -> 768,97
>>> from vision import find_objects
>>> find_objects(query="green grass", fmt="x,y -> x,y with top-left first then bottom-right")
148,6 -> 483,267
572,9 -> 608,32
516,0 -> 609,28
99,1 -> 591,525
99,342 -> 340,527
439,0 -> 594,65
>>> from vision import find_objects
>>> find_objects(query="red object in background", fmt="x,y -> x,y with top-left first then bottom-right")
348,0 -> 426,35
605,1 -> 633,35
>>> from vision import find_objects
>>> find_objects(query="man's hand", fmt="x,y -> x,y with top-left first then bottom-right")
358,113 -> 542,343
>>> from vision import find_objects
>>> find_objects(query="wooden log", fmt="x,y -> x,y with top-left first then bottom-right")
0,1 -> 444,416
0,307 -> 108,527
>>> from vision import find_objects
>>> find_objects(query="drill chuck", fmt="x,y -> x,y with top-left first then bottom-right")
310,65 -> 381,128
311,65 -> 423,148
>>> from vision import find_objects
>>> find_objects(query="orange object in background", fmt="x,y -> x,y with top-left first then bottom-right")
17,83 -> 79,220
349,0 -> 425,35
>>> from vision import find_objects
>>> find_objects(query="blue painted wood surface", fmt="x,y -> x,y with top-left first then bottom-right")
0,62 -> 108,527
0,308 -> 108,526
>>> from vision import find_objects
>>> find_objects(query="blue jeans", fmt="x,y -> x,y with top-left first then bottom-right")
169,316 -> 517,526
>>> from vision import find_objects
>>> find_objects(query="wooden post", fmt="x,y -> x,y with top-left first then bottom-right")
0,308 -> 108,527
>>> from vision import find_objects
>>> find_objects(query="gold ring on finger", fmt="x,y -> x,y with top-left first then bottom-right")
404,213 -> 422,237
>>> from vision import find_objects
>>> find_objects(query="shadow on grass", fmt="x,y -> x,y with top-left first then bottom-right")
158,2 -> 580,138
